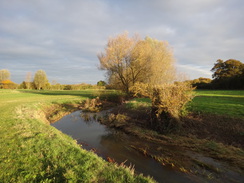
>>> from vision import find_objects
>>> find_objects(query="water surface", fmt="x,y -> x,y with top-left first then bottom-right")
52,110 -> 202,183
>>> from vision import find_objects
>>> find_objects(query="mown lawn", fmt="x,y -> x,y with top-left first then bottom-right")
189,90 -> 244,118
0,89 -> 154,183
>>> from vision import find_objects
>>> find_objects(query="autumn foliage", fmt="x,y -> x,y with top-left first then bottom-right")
0,80 -> 18,89
98,32 -> 176,93
131,82 -> 195,132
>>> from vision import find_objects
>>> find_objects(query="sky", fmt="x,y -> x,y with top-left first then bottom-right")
0,0 -> 243,84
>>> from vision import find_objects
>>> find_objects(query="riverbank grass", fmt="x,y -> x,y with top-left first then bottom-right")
0,89 -> 154,182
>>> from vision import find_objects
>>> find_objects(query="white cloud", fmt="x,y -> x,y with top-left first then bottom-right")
176,64 -> 212,79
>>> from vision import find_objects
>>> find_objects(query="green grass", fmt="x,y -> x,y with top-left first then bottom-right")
126,90 -> 244,119
0,89 -> 154,183
189,90 -> 244,118
125,98 -> 151,109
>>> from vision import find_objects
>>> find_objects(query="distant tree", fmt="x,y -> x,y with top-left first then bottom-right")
0,69 -> 10,82
189,77 -> 212,89
97,80 -> 107,86
45,82 -> 51,90
63,85 -> 72,90
33,70 -> 48,90
50,80 -> 62,90
98,32 -> 175,93
25,72 -> 32,89
211,59 -> 243,79
211,59 -> 244,89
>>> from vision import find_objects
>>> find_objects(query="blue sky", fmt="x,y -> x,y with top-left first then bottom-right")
0,0 -> 243,84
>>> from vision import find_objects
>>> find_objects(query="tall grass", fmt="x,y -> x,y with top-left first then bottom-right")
0,89 -> 154,182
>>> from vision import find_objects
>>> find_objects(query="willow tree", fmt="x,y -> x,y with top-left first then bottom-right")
34,70 -> 48,90
132,37 -> 176,85
98,32 -> 176,93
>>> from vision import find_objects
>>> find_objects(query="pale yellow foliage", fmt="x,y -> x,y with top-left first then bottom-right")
98,32 -> 176,93
134,37 -> 176,85
130,82 -> 194,119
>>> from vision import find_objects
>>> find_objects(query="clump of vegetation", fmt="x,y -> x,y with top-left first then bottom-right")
104,113 -> 129,128
95,90 -> 126,104
81,97 -> 103,112
131,82 -> 195,132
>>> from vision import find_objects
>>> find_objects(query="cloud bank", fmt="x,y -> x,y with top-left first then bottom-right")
0,0 -> 243,84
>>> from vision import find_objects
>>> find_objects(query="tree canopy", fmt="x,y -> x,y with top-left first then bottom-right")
211,59 -> 244,80
97,80 -> 107,86
0,69 -> 10,82
34,70 -> 48,90
211,59 -> 244,89
98,32 -> 175,93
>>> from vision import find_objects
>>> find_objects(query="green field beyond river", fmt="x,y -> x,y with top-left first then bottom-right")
0,89 -> 243,182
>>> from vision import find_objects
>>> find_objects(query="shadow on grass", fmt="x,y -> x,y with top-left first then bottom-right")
18,89 -> 97,99
19,89 -> 126,104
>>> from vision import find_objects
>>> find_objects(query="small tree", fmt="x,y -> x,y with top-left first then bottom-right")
33,70 -> 48,90
25,72 -> 32,89
97,80 -> 107,86
0,69 -> 10,82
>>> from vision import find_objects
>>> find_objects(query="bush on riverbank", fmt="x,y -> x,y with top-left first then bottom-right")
130,82 -> 194,132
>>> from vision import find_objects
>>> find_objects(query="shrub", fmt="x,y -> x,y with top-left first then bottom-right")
130,82 -> 195,132
0,80 -> 18,89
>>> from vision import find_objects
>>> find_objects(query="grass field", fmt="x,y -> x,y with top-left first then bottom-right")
127,90 -> 244,119
0,89 -> 154,182
1,89 -> 243,182
189,90 -> 244,118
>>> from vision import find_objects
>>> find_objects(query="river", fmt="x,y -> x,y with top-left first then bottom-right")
51,110 -> 213,183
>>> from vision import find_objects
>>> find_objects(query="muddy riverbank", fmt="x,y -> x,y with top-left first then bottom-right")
51,107 -> 244,183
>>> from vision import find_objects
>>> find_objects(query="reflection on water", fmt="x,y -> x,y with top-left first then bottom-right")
52,110 -> 200,183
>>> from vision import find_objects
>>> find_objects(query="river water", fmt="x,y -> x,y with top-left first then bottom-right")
51,110 -> 205,183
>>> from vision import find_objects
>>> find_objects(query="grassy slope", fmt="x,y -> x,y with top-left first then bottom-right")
0,90 -> 154,183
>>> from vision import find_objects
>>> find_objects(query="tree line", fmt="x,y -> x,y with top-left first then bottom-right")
0,69 -> 105,90
187,59 -> 244,89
